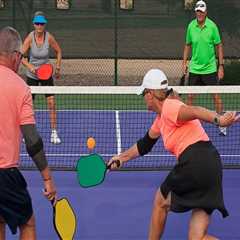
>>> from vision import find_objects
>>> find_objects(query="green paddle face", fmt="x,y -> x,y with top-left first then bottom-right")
77,154 -> 107,187
53,198 -> 76,240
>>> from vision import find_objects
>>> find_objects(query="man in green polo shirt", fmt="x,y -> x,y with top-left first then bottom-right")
182,0 -> 226,136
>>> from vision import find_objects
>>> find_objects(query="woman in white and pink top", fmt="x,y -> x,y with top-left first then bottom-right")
108,69 -> 239,240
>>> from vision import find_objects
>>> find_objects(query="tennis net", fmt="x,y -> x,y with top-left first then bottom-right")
20,85 -> 240,170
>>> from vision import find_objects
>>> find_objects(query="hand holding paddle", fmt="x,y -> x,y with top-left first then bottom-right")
76,154 -> 120,188
76,137 -> 121,188
107,155 -> 123,170
43,177 -> 57,202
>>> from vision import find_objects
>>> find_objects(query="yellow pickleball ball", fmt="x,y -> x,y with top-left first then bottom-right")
87,137 -> 96,150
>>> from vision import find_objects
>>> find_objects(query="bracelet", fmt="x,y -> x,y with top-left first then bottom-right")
213,116 -> 220,126
43,177 -> 51,181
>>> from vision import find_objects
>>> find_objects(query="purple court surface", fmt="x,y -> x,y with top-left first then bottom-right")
5,169 -> 240,240
10,110 -> 240,239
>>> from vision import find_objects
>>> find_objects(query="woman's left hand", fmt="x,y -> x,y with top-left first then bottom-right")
219,111 -> 240,126
218,65 -> 224,81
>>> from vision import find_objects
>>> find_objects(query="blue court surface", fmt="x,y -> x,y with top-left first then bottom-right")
5,170 -> 240,240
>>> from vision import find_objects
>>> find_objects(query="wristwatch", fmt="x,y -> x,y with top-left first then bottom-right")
213,116 -> 220,126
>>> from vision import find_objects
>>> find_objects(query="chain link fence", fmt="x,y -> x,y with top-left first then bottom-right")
0,0 -> 239,85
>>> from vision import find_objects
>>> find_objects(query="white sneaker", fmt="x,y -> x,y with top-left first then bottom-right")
51,129 -> 61,144
219,126 -> 227,136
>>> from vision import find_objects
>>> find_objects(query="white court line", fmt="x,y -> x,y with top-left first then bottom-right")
115,110 -> 122,154
34,109 -> 149,112
20,153 -> 240,157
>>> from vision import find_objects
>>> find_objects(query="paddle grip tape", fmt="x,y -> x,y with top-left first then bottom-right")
107,160 -> 121,169
137,131 -> 159,156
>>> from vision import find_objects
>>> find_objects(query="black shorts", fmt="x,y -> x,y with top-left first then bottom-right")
27,76 -> 54,98
188,72 -> 218,86
0,168 -> 33,234
160,141 -> 229,217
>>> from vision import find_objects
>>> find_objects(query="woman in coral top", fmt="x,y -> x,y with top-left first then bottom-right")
108,69 -> 239,240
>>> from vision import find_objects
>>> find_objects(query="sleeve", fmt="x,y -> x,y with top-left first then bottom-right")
19,87 -> 36,125
185,24 -> 192,44
150,115 -> 161,134
212,24 -> 221,45
163,99 -> 184,125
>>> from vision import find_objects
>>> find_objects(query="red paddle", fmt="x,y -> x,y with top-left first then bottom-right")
36,64 -> 53,80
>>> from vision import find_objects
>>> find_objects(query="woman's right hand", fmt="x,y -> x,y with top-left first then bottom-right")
107,155 -> 123,170
28,64 -> 35,73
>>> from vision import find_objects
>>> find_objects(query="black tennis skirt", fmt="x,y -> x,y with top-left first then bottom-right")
0,168 -> 33,234
160,141 -> 229,217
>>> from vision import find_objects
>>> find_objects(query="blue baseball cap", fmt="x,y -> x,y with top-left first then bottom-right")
32,15 -> 47,24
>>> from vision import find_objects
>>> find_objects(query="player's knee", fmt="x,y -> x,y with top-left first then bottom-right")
154,189 -> 171,211
188,228 -> 208,240
213,93 -> 221,102
47,97 -> 55,108
189,234 -> 218,240
20,215 -> 36,229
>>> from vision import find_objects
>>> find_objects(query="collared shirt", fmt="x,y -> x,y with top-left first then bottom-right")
186,17 -> 221,74
150,98 -> 209,159
0,65 -> 35,168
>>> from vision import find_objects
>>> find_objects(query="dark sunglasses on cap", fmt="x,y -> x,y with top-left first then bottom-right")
34,22 -> 45,26
196,3 -> 205,8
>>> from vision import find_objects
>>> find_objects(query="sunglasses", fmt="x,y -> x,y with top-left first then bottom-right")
142,89 -> 151,97
13,50 -> 23,60
34,22 -> 45,26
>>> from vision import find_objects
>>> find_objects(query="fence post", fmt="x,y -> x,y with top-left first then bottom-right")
114,0 -> 118,85
12,0 -> 16,28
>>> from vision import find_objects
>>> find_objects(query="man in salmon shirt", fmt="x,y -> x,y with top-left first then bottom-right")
108,69 -> 239,240
0,27 -> 56,239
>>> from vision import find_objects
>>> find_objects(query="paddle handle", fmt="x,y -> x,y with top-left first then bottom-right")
43,188 -> 56,206
180,74 -> 186,86
51,199 -> 55,206
107,160 -> 120,169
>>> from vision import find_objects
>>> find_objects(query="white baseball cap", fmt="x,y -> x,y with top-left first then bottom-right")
195,0 -> 207,12
137,69 -> 168,95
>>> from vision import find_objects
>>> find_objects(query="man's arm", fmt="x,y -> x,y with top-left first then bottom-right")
182,44 -> 191,75
21,124 -> 56,200
216,43 -> 224,80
